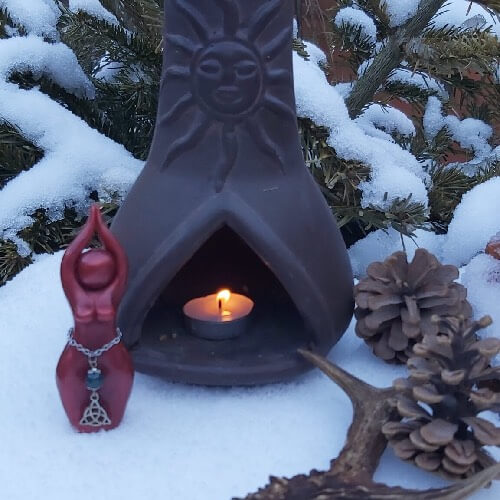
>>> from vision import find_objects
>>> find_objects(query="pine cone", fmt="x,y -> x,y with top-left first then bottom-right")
383,316 -> 500,479
354,249 -> 472,363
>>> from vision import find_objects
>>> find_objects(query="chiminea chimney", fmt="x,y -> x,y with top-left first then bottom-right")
111,0 -> 353,385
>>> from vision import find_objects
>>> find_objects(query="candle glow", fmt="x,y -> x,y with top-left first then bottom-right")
217,289 -> 232,317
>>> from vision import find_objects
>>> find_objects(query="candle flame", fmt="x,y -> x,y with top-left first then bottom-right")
216,289 -> 231,304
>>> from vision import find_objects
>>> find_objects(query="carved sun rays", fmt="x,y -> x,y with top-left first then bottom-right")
160,0 -> 295,192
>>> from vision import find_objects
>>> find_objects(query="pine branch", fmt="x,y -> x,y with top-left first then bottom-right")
346,0 -> 447,118
0,7 -> 27,37
382,80 -> 440,106
428,165 -> 474,230
99,0 -> 163,37
0,241 -> 32,286
409,26 -> 500,78
0,122 -> 43,189
469,1 -> 500,16
58,9 -> 162,75
331,20 -> 376,71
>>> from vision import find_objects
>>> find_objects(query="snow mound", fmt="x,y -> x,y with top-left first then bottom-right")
2,253 -> 498,499
0,36 -> 142,253
462,254 -> 500,340
389,69 -> 448,99
356,104 -> 416,141
349,228 -> 445,277
293,48 -> 428,211
0,35 -> 94,97
0,0 -> 60,39
433,0 -> 500,38
69,0 -> 119,24
334,7 -> 377,42
424,96 -> 493,168
443,177 -> 500,267
384,0 -> 422,28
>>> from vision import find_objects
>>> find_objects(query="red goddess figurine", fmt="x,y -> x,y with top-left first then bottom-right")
56,204 -> 134,432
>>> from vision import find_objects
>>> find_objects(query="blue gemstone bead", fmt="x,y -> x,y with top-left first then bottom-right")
86,368 -> 103,390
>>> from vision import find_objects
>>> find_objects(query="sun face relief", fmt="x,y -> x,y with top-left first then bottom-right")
194,40 -> 263,118
161,0 -> 295,191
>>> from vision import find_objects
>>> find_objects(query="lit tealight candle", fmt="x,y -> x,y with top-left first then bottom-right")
183,289 -> 254,340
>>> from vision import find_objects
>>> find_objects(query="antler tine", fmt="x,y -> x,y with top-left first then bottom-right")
403,463 -> 500,499
298,349 -> 387,403
240,353 -> 499,499
299,350 -> 397,482
241,463 -> 500,499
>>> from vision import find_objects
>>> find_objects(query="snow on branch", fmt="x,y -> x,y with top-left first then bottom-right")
334,7 -> 378,42
0,0 -> 60,39
424,96 -> 493,170
355,104 -> 416,142
68,0 -> 119,25
0,0 -> 118,39
293,48 -> 429,212
384,0 -> 424,28
0,36 -> 142,253
0,35 -> 94,97
443,176 -> 500,266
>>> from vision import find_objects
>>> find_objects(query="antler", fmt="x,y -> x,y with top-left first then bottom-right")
240,350 -> 499,499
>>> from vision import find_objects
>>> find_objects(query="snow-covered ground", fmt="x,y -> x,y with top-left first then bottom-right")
0,252 -> 498,500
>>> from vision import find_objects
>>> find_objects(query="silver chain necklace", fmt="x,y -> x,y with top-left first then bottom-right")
67,327 -> 122,428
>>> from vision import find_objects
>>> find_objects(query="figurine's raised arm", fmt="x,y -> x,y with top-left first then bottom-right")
94,208 -> 128,307
60,205 -> 100,312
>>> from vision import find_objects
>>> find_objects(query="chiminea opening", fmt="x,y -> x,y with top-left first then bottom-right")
139,225 -> 311,384
111,0 -> 354,386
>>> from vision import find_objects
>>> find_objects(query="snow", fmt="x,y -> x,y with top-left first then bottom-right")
334,7 -> 377,42
442,177 -> 500,267
383,0 -> 422,28
0,35 -> 93,97
303,40 -> 327,67
0,0 -> 118,37
69,0 -> 119,25
0,0 -> 60,39
356,103 -> 416,141
0,252 -> 498,499
0,37 -> 142,253
433,0 -> 500,38
424,96 -> 493,167
445,115 -> 493,163
423,95 -> 446,139
389,68 -> 448,99
462,253 -> 500,340
357,63 -> 448,100
293,47 -> 429,212
349,228 -> 445,277
349,176 -> 500,279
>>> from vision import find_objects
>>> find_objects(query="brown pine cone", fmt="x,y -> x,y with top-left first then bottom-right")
383,316 -> 500,479
354,249 -> 472,363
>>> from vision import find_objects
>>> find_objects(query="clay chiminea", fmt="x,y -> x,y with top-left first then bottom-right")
111,0 -> 354,385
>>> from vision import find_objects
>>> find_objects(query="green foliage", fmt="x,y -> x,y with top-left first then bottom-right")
331,20 -> 376,71
58,9 -> 161,160
0,8 -> 27,38
0,123 -> 44,189
336,0 -> 391,35
99,0 -> 163,36
299,117 -> 429,244
0,0 -> 498,285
